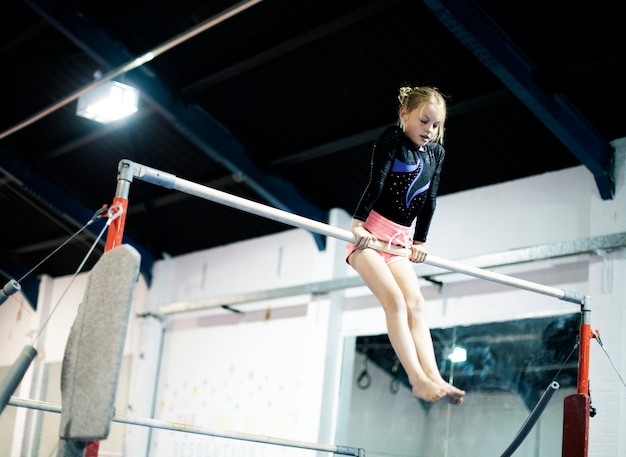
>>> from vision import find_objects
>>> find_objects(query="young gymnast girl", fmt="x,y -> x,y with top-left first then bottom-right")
346,86 -> 465,404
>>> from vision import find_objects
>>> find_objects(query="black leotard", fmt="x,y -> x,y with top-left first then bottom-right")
353,125 -> 445,243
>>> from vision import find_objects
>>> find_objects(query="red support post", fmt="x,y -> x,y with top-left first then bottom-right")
86,196 -> 129,457
562,394 -> 590,457
577,322 -> 592,395
104,197 -> 129,252
562,300 -> 592,457
85,440 -> 100,457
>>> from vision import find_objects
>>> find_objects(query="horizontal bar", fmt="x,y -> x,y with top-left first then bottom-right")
424,254 -> 583,303
130,160 -> 584,305
8,397 -> 365,456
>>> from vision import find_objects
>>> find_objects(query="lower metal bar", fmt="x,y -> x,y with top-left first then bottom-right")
8,397 -> 365,456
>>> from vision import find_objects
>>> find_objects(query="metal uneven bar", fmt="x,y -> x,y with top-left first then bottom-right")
8,397 -> 365,456
127,159 -> 585,304
111,159 -> 593,457
95,159 -> 596,457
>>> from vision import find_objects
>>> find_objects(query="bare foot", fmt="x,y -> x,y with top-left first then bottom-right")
411,379 -> 448,402
441,392 -> 464,405
426,374 -> 465,404
445,383 -> 465,396
439,382 -> 465,405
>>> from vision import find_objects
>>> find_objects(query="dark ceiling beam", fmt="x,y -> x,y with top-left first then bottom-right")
41,84 -> 512,171
537,52 -> 626,88
120,88 -> 516,213
25,0 -> 328,249
272,89 -> 514,168
183,0 -> 402,94
272,126 -> 387,169
424,0 -> 615,200
121,90 -> 514,212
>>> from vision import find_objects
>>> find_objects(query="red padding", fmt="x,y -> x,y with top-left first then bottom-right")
562,393 -> 590,457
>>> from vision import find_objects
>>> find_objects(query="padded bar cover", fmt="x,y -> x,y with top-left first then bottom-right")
58,244 -> 141,442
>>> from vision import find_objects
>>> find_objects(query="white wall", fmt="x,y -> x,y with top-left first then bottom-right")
0,270 -> 148,457
342,352 -> 576,457
2,140 -> 625,457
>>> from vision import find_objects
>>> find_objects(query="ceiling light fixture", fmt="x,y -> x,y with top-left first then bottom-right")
447,346 -> 468,363
76,80 -> 139,124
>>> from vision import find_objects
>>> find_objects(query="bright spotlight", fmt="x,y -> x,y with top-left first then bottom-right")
447,346 -> 467,363
76,81 -> 139,124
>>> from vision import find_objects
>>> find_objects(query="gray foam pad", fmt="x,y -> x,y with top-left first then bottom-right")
58,244 -> 141,441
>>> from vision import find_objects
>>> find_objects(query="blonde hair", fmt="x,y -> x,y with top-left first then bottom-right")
397,86 -> 447,145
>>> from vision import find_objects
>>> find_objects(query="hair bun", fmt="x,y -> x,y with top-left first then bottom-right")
398,86 -> 418,105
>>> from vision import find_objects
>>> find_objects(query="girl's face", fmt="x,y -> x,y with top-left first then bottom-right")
400,103 -> 443,148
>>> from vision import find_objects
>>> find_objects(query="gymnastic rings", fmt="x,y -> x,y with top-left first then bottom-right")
356,356 -> 372,389
389,358 -> 400,394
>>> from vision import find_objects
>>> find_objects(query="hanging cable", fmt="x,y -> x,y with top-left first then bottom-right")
0,206 -> 109,306
550,340 -> 579,384
593,330 -> 626,389
549,336 -> 597,418
31,205 -> 123,345
18,206 -> 109,283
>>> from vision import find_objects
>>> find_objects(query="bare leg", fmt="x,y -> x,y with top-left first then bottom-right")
349,249 -> 447,402
389,260 -> 465,404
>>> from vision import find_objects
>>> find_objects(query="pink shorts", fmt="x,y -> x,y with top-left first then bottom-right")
346,210 -> 412,265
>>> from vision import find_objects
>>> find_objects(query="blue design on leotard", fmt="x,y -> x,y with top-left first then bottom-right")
407,177 -> 430,208
391,157 -> 430,208
391,160 -> 418,173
